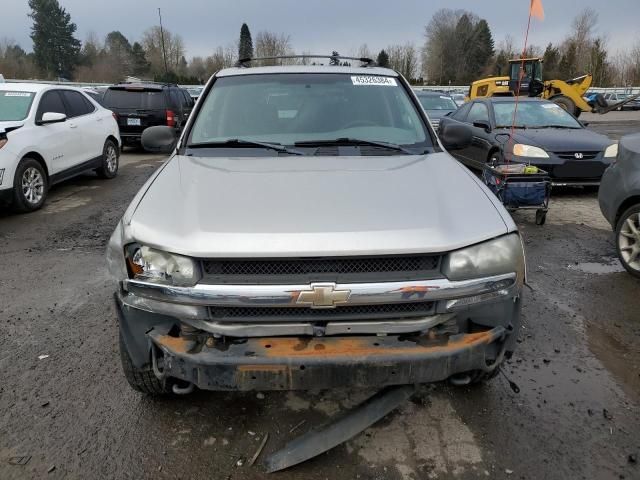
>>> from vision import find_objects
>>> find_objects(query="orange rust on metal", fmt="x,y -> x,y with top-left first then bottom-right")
237,364 -> 288,373
254,331 -> 495,358
155,335 -> 191,354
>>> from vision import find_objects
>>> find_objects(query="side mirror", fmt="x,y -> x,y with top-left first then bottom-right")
141,126 -> 177,154
473,120 -> 492,133
38,112 -> 67,125
440,123 -> 473,150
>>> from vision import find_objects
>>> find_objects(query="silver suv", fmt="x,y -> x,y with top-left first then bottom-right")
107,57 -> 526,395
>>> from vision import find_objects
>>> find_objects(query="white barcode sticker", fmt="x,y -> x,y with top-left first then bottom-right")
4,92 -> 32,97
541,103 -> 561,109
351,76 -> 397,86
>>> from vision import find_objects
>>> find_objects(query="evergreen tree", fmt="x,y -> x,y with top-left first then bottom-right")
469,20 -> 494,77
542,43 -> 561,79
28,0 -> 81,79
239,23 -> 253,60
131,42 -> 150,76
453,14 -> 474,83
558,41 -> 577,79
330,51 -> 340,65
376,49 -> 390,68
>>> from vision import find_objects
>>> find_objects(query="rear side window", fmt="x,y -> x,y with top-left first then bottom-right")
61,90 -> 95,118
103,89 -> 166,109
181,90 -> 193,108
37,91 -> 66,120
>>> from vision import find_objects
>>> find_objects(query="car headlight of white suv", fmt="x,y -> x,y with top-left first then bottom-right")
125,245 -> 201,287
442,234 -> 526,283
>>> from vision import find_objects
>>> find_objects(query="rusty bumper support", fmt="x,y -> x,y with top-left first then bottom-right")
147,326 -> 506,391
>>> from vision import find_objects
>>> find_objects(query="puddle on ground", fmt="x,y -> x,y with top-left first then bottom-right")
567,258 -> 625,274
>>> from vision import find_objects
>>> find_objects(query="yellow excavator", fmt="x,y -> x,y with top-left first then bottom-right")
467,57 -> 639,117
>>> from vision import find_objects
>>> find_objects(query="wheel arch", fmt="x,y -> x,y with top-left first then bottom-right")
21,151 -> 49,178
106,135 -> 120,149
615,196 -> 640,225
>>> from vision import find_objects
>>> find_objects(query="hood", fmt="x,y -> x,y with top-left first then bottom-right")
0,121 -> 24,134
128,153 -> 510,257
509,127 -> 612,151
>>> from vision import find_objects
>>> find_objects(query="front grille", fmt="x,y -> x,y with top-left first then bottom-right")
209,302 -> 435,322
554,151 -> 600,160
202,255 -> 441,284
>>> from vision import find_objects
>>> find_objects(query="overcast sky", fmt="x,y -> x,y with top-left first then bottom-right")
2,0 -> 638,58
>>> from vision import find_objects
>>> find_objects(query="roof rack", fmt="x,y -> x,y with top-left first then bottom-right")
235,55 -> 377,68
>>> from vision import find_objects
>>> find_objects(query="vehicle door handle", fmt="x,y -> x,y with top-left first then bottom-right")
97,117 -> 103,122
69,123 -> 78,129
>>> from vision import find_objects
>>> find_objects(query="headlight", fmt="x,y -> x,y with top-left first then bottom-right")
604,143 -> 618,158
513,144 -> 549,158
442,234 -> 525,282
125,245 -> 200,287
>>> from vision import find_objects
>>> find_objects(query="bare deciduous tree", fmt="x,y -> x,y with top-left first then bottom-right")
254,31 -> 293,65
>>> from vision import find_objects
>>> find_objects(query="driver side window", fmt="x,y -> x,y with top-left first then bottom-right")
36,91 -> 66,122
467,103 -> 489,124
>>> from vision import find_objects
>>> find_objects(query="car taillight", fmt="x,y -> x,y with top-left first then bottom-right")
166,110 -> 176,127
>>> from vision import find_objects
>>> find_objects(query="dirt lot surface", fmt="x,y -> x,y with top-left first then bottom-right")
1,116 -> 639,480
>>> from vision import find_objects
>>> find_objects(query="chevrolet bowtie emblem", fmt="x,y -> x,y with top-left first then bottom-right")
296,283 -> 351,309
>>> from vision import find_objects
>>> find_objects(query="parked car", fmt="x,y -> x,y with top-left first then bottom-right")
101,82 -> 194,149
186,86 -> 204,101
0,83 -> 120,212
439,97 -> 617,186
604,92 -> 640,111
81,87 -> 105,105
107,60 -> 526,396
451,93 -> 466,107
415,91 -> 458,131
599,133 -> 640,278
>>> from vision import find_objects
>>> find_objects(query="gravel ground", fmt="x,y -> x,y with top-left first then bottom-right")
1,117 -> 639,480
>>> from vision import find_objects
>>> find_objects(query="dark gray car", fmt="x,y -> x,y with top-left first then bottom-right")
439,98 -> 617,185
599,133 -> 640,278
414,91 -> 457,131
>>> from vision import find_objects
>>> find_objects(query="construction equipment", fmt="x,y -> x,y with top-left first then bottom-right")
467,58 -> 639,117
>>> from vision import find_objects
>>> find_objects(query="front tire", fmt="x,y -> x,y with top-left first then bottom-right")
119,330 -> 172,395
551,95 -> 577,117
12,158 -> 48,213
615,204 -> 640,278
97,139 -> 119,179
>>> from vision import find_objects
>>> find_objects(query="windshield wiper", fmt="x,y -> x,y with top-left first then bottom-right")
187,139 -> 303,155
295,138 -> 417,155
530,125 -> 580,129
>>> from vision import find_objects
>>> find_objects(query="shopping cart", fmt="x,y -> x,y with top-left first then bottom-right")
482,163 -> 551,225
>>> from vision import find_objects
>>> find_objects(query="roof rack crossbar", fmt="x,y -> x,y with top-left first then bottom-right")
235,55 -> 377,68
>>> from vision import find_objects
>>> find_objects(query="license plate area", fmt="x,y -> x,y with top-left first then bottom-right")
127,117 -> 141,126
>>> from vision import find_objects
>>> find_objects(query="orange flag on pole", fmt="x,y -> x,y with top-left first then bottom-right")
530,0 -> 545,20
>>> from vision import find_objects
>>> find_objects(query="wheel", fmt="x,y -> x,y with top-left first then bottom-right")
119,330 -> 172,395
615,204 -> 640,278
551,95 -> 576,116
12,157 -> 48,213
535,209 -> 547,225
97,139 -> 119,179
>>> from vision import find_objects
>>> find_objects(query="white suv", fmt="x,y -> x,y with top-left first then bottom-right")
0,83 -> 121,212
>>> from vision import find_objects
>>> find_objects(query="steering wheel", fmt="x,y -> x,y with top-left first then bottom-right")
341,120 -> 378,129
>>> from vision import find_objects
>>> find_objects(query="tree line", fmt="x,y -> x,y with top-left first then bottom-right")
0,1 -> 639,87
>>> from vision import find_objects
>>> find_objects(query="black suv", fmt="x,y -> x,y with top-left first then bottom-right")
102,82 -> 194,148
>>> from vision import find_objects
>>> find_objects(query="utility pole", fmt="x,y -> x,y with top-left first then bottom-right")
158,8 -> 169,82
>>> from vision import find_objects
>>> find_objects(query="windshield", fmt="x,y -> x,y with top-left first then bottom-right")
188,73 -> 430,151
0,91 -> 35,121
494,101 -> 582,129
417,95 -> 457,111
102,89 -> 165,109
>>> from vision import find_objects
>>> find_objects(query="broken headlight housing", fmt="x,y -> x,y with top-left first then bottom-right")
125,245 -> 201,287
442,234 -> 525,284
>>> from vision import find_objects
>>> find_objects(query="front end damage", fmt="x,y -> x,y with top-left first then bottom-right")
114,272 -> 522,392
